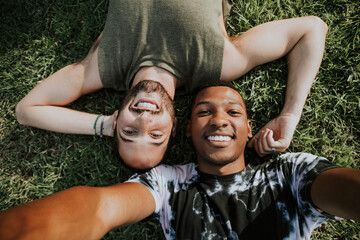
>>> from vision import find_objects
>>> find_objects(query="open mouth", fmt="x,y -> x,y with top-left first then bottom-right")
137,102 -> 157,109
205,134 -> 233,147
133,98 -> 159,111
207,135 -> 232,141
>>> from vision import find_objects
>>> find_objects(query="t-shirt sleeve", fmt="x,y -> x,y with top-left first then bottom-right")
125,166 -> 168,215
125,164 -> 197,217
280,153 -> 342,219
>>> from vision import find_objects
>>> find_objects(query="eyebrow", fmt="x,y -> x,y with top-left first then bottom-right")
119,134 -> 166,146
195,101 -> 245,109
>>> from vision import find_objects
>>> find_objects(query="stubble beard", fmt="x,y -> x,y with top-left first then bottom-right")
119,80 -> 175,120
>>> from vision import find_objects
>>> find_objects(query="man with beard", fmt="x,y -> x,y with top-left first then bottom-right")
113,80 -> 176,169
15,0 -> 329,169
2,83 -> 359,239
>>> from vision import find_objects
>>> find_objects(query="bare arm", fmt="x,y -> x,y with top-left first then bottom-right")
15,34 -> 117,137
221,16 -> 328,156
311,168 -> 360,221
0,183 -> 156,240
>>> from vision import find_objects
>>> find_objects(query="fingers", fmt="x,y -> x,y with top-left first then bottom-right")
257,129 -> 275,156
248,114 -> 297,157
247,126 -> 266,149
101,111 -> 119,137
249,128 -> 279,157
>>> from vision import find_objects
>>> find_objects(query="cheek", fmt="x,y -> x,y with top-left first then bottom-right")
237,121 -> 251,133
190,122 -> 206,146
156,114 -> 173,128
190,121 -> 203,136
188,116 -> 208,140
118,109 -> 131,121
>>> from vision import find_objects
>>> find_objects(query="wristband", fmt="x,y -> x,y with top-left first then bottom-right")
99,116 -> 105,138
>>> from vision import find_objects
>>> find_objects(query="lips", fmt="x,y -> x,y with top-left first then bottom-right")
134,98 -> 159,111
204,133 -> 234,147
207,135 -> 232,141
137,102 -> 157,109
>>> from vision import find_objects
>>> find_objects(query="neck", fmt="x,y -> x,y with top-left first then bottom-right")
131,66 -> 181,99
197,156 -> 246,176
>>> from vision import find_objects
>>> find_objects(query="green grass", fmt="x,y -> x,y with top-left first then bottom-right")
0,0 -> 359,239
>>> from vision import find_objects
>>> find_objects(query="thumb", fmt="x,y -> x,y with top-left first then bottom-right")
272,137 -> 290,152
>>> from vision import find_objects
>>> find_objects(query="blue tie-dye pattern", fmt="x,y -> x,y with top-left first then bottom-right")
126,153 -> 340,240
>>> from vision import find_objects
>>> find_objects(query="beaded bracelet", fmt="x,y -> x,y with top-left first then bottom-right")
93,114 -> 103,136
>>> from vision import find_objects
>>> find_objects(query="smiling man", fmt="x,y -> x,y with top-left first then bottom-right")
2,83 -> 359,239
114,80 -> 176,168
187,84 -> 252,174
15,0 -> 329,169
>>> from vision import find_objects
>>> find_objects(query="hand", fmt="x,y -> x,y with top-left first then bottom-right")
247,114 -> 299,157
101,110 -> 119,137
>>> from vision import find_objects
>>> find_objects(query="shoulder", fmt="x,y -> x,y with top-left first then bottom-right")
152,163 -> 199,184
278,152 -> 323,163
276,152 -> 338,174
253,152 -> 339,186
268,152 -> 341,196
254,152 -> 324,171
126,163 -> 199,214
127,163 -> 198,186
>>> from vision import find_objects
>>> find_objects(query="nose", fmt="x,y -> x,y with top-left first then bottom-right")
135,111 -> 153,131
209,111 -> 228,128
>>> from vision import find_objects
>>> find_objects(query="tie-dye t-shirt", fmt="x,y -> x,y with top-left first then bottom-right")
127,152 -> 341,239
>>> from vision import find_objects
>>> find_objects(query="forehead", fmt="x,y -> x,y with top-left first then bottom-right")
119,141 -> 167,168
193,86 -> 245,107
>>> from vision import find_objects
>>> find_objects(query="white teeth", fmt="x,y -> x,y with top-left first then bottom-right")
137,102 -> 157,109
207,136 -> 231,141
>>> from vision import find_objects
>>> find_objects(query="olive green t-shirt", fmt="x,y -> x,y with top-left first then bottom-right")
98,0 -> 225,93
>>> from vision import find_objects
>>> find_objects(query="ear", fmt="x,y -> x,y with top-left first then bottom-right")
247,120 -> 253,138
112,110 -> 119,131
186,120 -> 191,137
171,117 -> 178,137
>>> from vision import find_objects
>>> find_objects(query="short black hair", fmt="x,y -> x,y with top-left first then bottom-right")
190,80 -> 246,113
193,80 -> 238,94
191,80 -> 256,165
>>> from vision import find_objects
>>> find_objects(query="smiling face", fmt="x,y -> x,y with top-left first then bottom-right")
186,86 -> 252,175
116,80 -> 176,169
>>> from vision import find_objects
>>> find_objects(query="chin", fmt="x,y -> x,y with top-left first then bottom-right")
206,155 -> 238,166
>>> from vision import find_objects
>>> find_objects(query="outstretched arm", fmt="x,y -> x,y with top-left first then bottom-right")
15,34 -> 117,137
221,16 -> 328,156
311,168 -> 360,221
0,182 -> 155,240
